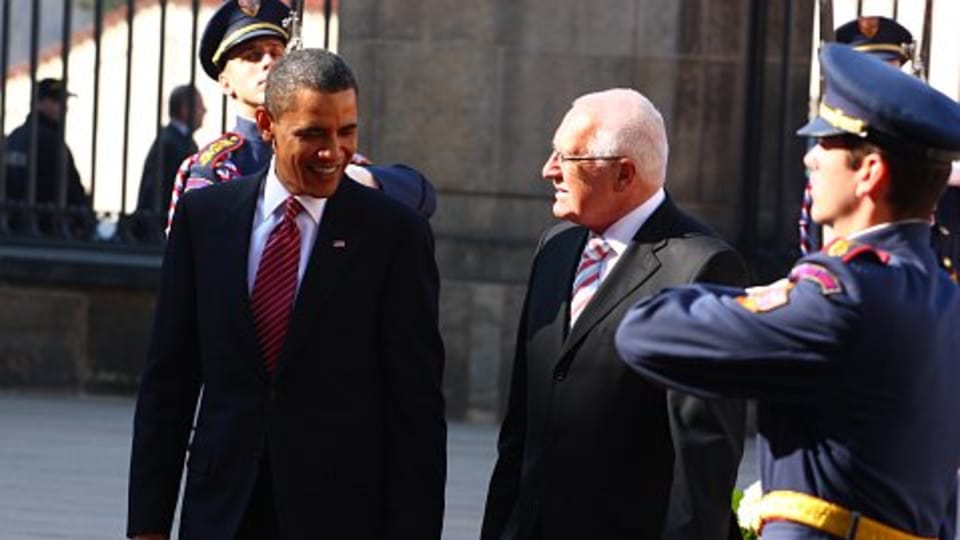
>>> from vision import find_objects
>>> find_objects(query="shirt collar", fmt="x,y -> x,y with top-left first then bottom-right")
169,120 -> 190,137
848,219 -> 929,241
262,159 -> 326,224
599,188 -> 666,255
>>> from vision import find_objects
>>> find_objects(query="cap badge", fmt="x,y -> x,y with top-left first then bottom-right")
238,0 -> 261,17
857,16 -> 880,39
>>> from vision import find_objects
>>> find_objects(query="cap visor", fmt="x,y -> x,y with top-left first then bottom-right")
796,116 -> 847,137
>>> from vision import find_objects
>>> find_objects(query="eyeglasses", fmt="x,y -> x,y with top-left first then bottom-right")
550,150 -> 623,164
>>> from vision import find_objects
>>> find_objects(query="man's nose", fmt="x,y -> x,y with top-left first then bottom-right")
542,152 -> 560,180
803,146 -> 817,170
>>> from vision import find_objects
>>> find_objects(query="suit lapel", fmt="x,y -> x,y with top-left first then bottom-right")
215,173 -> 264,376
560,199 -> 678,357
282,180 -> 363,355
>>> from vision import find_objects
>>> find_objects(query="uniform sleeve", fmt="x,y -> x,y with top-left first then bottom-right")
165,152 -> 239,236
369,164 -> 438,219
615,257 -> 861,403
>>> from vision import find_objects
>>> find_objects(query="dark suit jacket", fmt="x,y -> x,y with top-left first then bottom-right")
482,197 -> 748,540
136,123 -> 198,213
127,171 -> 446,540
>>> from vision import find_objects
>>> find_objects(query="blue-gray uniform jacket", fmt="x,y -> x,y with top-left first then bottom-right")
615,221 -> 960,539
166,116 -> 436,230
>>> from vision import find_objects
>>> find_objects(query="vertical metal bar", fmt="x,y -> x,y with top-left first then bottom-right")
892,0 -> 898,20
153,0 -> 168,212
0,0 -> 10,207
737,0 -> 769,260
774,0 -> 795,244
120,0 -> 135,217
323,0 -> 332,49
190,0 -> 199,88
919,0 -> 933,82
57,0 -> 73,210
90,0 -> 104,201
27,0 -> 40,209
856,0 -> 862,17
221,95 -> 228,133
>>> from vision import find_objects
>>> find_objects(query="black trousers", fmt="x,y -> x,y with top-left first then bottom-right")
235,458 -> 280,540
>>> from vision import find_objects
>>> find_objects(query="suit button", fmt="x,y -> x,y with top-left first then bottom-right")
554,371 -> 566,381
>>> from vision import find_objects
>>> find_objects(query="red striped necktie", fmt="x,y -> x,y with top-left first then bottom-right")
251,196 -> 304,373
570,234 -> 612,327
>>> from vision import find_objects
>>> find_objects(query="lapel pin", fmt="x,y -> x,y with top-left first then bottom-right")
332,240 -> 347,248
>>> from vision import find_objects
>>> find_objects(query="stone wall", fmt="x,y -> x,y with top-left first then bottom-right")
340,0 -> 814,419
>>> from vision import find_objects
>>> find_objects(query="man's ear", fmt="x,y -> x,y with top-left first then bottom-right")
217,70 -> 236,99
854,152 -> 888,198
255,107 -> 275,144
614,159 -> 636,192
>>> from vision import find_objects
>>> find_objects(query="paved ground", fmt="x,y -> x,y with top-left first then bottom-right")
0,391 -> 757,539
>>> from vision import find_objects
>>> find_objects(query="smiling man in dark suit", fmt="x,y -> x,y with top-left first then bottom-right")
481,88 -> 747,540
126,48 -> 446,540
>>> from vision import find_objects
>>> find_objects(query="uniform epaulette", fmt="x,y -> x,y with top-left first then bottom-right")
823,237 -> 891,264
196,132 -> 244,167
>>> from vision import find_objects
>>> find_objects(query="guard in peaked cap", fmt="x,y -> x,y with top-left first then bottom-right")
798,43 -> 960,164
198,0 -> 290,80
835,15 -> 913,65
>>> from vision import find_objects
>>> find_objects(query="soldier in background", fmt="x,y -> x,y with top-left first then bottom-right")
801,15 -> 958,281
166,0 -> 436,233
618,44 -> 960,540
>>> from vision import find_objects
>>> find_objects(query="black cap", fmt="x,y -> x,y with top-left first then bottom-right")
199,0 -> 291,80
835,16 -> 913,65
37,78 -> 75,100
797,44 -> 960,164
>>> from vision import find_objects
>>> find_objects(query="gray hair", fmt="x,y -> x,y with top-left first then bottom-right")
264,48 -> 358,118
573,88 -> 669,187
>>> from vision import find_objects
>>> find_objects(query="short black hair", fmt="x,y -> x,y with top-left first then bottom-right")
168,85 -> 198,120
264,48 -> 358,118
842,135 -> 951,217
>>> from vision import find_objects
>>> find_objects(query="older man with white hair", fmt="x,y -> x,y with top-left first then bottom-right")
481,88 -> 748,540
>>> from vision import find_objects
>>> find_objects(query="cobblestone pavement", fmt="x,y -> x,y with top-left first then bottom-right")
0,391 -> 757,539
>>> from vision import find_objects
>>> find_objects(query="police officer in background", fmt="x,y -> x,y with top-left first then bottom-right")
4,78 -> 93,236
167,0 -> 436,232
617,44 -> 960,540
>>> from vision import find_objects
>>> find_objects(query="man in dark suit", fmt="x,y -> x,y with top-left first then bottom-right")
481,88 -> 747,540
126,49 -> 446,540
136,85 -> 205,215
132,85 -> 205,241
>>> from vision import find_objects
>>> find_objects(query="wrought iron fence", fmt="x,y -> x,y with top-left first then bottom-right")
1,0 -> 330,250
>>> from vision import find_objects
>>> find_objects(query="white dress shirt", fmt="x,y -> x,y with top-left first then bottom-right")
592,187 -> 666,285
247,161 -> 327,294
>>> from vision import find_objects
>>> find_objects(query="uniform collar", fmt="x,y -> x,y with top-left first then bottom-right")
234,115 -> 262,141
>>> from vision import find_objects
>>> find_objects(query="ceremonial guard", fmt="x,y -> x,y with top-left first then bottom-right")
617,44 -> 960,540
166,0 -> 436,232
801,15 -> 958,281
